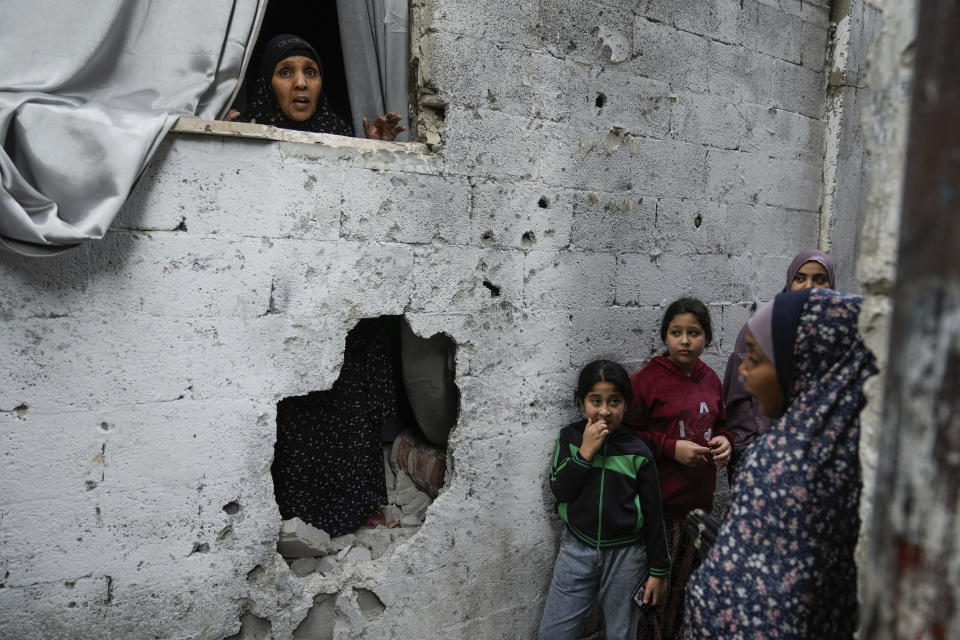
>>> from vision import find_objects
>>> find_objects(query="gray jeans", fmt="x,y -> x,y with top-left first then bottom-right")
538,529 -> 648,640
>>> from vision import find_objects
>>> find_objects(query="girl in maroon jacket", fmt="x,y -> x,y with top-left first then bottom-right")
627,298 -> 731,640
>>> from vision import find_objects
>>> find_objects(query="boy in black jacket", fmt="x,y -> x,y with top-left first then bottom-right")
538,360 -> 670,640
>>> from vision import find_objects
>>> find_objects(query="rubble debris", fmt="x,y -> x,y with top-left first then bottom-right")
292,594 -> 335,640
289,558 -> 319,577
278,518 -> 331,558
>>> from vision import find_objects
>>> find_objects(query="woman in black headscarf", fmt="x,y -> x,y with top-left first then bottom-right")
226,33 -> 405,140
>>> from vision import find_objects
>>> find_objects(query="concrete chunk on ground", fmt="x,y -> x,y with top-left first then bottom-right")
355,528 -> 394,559
277,517 -> 332,558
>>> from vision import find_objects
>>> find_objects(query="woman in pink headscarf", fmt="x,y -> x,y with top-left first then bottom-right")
721,250 -> 836,480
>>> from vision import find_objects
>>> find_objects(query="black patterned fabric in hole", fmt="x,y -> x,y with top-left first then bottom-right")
272,317 -> 404,537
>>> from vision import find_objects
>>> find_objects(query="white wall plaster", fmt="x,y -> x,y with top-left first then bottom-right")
1,1 -> 837,637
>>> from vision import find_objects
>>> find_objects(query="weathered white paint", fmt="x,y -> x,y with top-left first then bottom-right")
0,1 -> 836,637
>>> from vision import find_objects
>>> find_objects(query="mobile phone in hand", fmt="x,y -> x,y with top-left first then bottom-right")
632,574 -> 652,614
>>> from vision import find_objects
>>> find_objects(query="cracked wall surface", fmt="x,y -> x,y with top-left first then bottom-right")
0,1 -> 836,638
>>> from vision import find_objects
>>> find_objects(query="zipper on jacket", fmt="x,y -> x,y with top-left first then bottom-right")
596,441 -> 607,548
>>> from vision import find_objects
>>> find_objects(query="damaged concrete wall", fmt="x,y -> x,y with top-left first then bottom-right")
849,0 -> 916,607
0,1 -> 835,638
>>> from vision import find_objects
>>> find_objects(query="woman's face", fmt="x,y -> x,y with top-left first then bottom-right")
739,331 -> 785,417
271,56 -> 322,121
664,312 -> 706,374
791,260 -> 830,291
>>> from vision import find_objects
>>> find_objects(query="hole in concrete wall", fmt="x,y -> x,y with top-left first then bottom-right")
481,230 -> 495,244
522,231 -> 537,248
355,588 -> 386,620
222,501 -> 241,515
482,280 -> 501,297
694,213 -> 703,228
595,92 -> 607,108
538,196 -> 550,208
190,542 -> 210,554
272,316 -> 458,575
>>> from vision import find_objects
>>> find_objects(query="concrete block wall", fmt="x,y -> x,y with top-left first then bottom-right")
0,1 -> 834,638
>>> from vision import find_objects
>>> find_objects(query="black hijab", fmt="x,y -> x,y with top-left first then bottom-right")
243,34 -> 353,135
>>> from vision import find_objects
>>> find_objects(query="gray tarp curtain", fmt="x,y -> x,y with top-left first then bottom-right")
0,0 -> 265,256
337,0 -> 409,142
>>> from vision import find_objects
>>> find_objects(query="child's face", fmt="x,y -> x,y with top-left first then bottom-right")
664,312 -> 706,373
579,381 -> 627,432
739,331 -> 785,417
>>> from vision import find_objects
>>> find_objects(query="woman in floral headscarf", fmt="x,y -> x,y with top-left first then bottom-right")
684,288 -> 877,639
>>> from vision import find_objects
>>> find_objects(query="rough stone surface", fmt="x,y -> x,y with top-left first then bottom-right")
848,0 -> 916,613
278,518 -> 333,559
0,1 -> 837,638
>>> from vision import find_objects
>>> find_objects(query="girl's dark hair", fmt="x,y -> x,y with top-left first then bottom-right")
575,360 -> 634,407
660,297 -> 713,346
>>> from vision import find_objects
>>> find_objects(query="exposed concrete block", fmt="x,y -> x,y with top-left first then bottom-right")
669,91 -> 742,151
271,240 -> 415,318
539,0 -> 636,65
524,250 -> 616,310
630,136 -> 710,199
328,534 -> 356,553
640,0 -> 747,46
771,59 -> 826,119
0,313 -> 339,411
0,233 -> 275,321
705,148 -> 823,211
441,107 -> 542,179
631,17 -> 712,89
407,246 -> 525,314
569,307 -> 662,368
340,169 -> 471,244
800,21 -> 829,71
343,546 -> 372,564
738,105 -> 826,165
316,556 -> 338,576
585,69 -> 673,139
278,518 -> 332,559
224,611 -> 272,640
429,0 -> 541,50
470,180 -> 573,252
538,123 -> 636,191
354,529 -> 395,560
523,52 -> 598,125
569,189 -> 656,253
292,594 -> 336,640
426,31 -> 533,118
616,251 -> 694,307
745,2 -> 803,64
706,41 -> 777,106
289,558 -> 319,577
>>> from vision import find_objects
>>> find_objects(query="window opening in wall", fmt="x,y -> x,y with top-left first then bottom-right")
272,316 -> 458,573
227,1 -> 410,142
